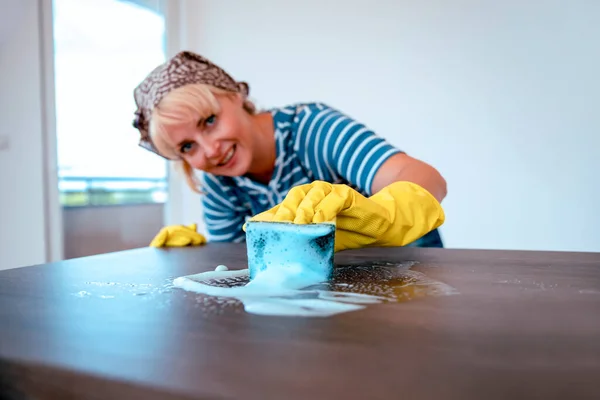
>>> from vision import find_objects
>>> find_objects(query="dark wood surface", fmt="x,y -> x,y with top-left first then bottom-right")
1,244 -> 600,399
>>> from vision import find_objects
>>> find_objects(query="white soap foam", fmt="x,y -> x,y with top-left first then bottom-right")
172,265 -> 387,317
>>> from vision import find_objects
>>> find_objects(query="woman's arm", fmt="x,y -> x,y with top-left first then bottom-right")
371,153 -> 447,203
290,102 -> 446,203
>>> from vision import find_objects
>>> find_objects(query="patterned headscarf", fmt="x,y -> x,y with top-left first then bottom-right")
132,51 -> 250,157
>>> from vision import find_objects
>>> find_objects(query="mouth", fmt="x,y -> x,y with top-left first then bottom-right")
218,144 -> 236,167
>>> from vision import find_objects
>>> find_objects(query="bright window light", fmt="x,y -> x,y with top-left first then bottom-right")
52,0 -> 168,206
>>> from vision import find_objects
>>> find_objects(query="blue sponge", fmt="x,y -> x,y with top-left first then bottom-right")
245,221 -> 336,282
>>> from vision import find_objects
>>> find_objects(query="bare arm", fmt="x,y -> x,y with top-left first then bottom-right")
371,153 -> 447,203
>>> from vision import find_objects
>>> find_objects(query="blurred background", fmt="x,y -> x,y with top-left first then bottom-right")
0,0 -> 598,270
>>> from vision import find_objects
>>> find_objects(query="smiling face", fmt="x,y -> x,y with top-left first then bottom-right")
161,93 -> 254,177
149,84 -> 268,179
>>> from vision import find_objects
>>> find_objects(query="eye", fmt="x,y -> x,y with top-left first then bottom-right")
180,142 -> 194,154
204,114 -> 217,127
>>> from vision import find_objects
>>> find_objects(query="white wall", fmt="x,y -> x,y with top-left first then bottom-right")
162,0 -> 210,228
167,0 -> 600,252
0,0 -> 62,270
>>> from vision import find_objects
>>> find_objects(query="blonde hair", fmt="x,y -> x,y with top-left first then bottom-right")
149,83 -> 256,193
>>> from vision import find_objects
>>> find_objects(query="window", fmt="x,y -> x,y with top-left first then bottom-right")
52,0 -> 168,207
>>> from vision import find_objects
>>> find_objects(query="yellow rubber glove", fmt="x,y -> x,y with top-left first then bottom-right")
249,181 -> 445,252
149,223 -> 207,247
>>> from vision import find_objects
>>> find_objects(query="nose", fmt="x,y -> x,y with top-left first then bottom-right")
188,135 -> 221,169
202,137 -> 221,160
202,140 -> 221,160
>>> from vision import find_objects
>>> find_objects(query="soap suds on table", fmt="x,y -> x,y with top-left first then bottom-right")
173,264 -> 384,317
72,280 -> 174,299
173,261 -> 458,318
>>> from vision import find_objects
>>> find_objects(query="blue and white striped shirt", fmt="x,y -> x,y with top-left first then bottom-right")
199,102 -> 403,243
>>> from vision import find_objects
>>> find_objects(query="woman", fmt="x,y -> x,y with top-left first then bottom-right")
132,51 -> 447,251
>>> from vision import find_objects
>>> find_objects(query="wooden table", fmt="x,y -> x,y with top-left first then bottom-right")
1,244 -> 599,399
